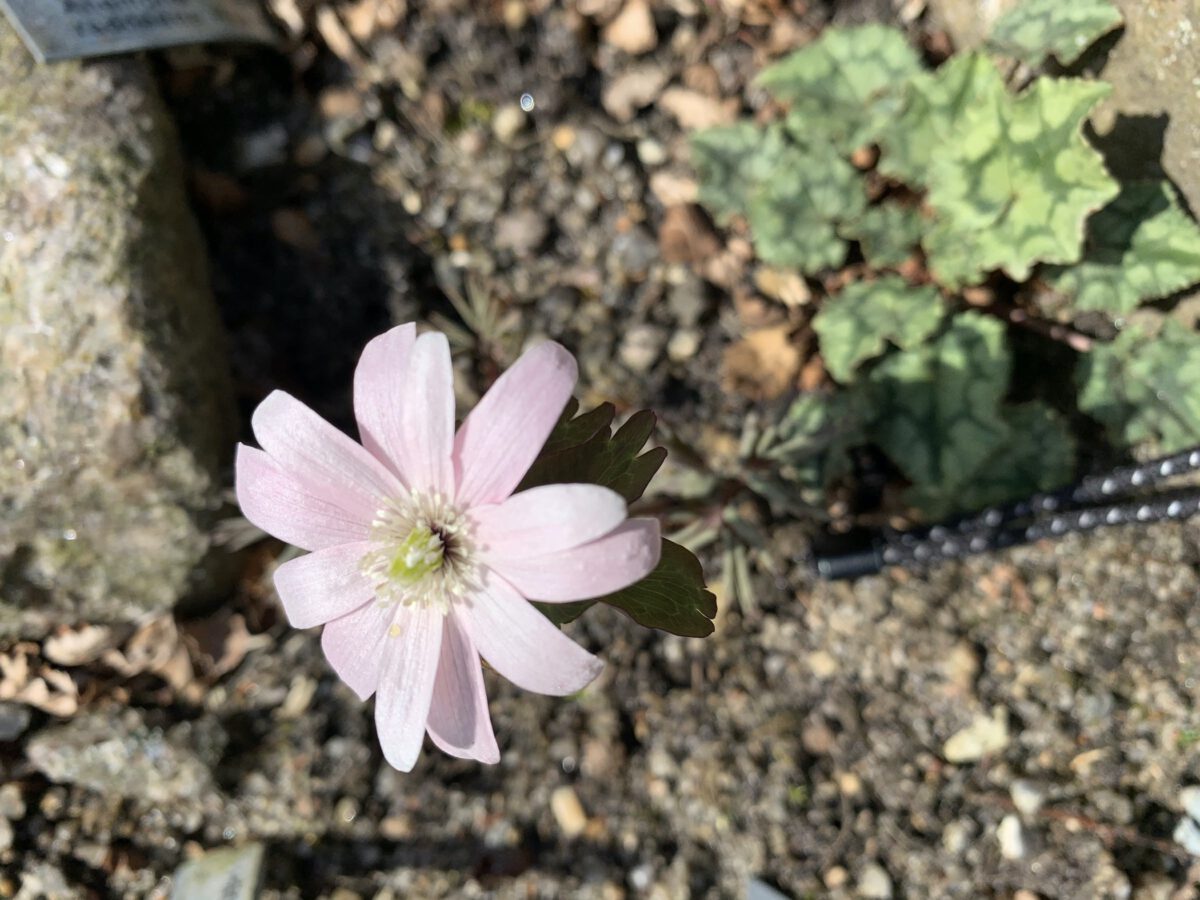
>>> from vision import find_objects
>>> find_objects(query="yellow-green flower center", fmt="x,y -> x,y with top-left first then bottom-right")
360,492 -> 476,613
387,524 -> 445,584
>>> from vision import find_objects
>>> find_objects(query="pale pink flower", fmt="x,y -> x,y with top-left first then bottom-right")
235,324 -> 661,770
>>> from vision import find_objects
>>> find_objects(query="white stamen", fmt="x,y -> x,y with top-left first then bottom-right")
360,491 -> 478,613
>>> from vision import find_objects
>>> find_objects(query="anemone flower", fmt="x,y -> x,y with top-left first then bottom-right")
236,324 -> 661,770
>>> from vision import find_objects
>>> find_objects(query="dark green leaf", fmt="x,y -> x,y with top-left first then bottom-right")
867,312 -> 1013,516
520,402 -> 667,503
812,277 -> 945,383
1078,320 -> 1200,451
595,539 -> 716,638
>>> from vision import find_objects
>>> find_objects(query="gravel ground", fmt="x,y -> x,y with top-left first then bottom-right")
4,2 -> 1200,898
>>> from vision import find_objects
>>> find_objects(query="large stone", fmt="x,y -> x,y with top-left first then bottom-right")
925,0 -> 1200,213
0,21 -> 235,636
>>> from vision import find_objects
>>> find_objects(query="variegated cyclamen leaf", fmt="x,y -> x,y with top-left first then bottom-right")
692,124 -> 864,272
1043,181 -> 1200,315
1078,321 -> 1200,451
946,402 -> 1076,512
747,129 -> 865,272
838,202 -> 925,268
867,312 -> 1012,517
690,122 -> 769,224
813,277 -> 945,383
923,76 -> 1119,287
877,52 -> 1006,187
757,24 -> 923,154
987,0 -> 1123,67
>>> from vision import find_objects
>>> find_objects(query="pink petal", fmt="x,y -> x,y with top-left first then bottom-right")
426,614 -> 500,764
453,341 -> 577,507
320,600 -> 394,701
473,484 -> 628,561
251,390 -> 403,517
235,444 -> 371,551
394,332 -> 455,494
487,519 -> 661,602
272,542 -> 375,629
459,570 -> 603,696
353,323 -> 417,483
375,605 -> 444,771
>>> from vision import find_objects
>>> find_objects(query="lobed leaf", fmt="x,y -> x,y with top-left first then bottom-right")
534,540 -> 716,638
1078,321 -> 1200,451
520,402 -> 667,504
745,128 -> 865,272
877,52 -> 1005,187
866,312 -> 1012,516
923,75 -> 1119,286
757,24 -> 923,154
838,202 -> 925,268
692,123 -> 865,273
813,277 -> 945,383
690,122 -> 769,224
1043,181 -> 1200,315
931,402 -> 1075,512
987,0 -> 1123,67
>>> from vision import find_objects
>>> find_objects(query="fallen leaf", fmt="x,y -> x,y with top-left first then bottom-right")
649,170 -> 699,206
754,266 -> 811,309
602,0 -> 657,54
183,613 -> 269,680
316,7 -> 365,64
721,325 -> 801,401
103,616 -> 194,691
342,0 -> 406,41
602,65 -> 670,122
43,625 -> 120,667
658,87 -> 738,130
658,204 -> 722,264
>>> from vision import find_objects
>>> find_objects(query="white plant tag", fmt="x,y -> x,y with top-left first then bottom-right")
0,0 -> 274,63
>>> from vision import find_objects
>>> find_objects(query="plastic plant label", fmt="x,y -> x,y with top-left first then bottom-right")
0,0 -> 273,63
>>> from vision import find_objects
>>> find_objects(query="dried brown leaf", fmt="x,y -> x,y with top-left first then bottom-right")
721,325 -> 801,401
43,625 -> 120,667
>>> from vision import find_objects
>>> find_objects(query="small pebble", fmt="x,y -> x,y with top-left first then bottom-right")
0,786 -> 23,821
824,866 -> 848,889
619,325 -> 667,373
857,862 -> 893,899
667,328 -> 701,362
943,708 -> 1009,763
997,814 -> 1025,860
492,104 -> 526,144
1010,779 -> 1045,818
551,786 -> 588,838
636,138 -> 667,167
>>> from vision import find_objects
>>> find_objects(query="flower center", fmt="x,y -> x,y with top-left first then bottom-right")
360,492 -> 475,613
388,524 -> 445,584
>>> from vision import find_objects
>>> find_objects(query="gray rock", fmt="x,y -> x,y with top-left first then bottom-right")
619,324 -> 668,373
0,702 -> 30,741
26,708 -> 221,805
172,843 -> 264,900
0,20 -> 235,637
925,0 -> 1200,213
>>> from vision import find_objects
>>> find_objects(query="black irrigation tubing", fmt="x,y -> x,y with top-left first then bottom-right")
812,445 -> 1200,580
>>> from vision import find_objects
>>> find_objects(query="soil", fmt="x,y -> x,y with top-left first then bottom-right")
5,2 -> 1200,898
